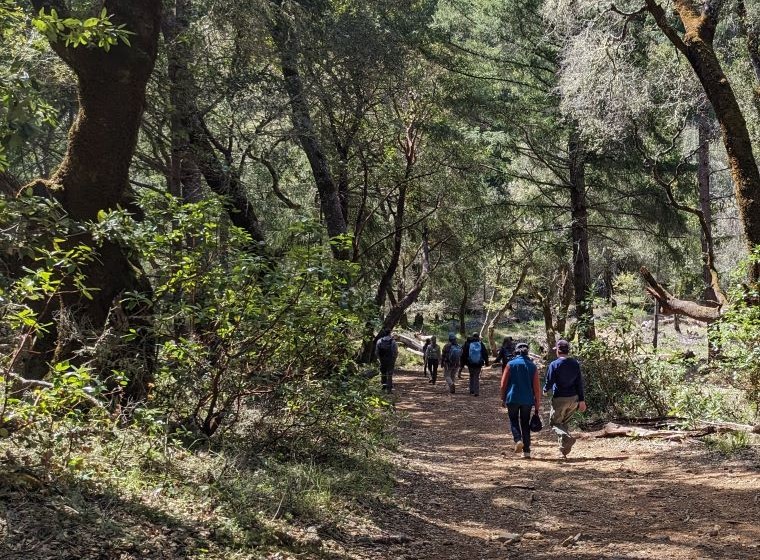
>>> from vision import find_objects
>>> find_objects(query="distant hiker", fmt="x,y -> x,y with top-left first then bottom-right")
375,329 -> 399,393
461,332 -> 489,396
442,333 -> 463,394
422,337 -> 431,379
499,342 -> 540,459
425,336 -> 441,384
494,336 -> 517,367
543,339 -> 586,457
458,334 -> 472,380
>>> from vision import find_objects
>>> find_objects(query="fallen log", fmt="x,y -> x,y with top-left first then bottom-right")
578,422 -> 715,440
395,333 -> 424,355
697,420 -> 760,434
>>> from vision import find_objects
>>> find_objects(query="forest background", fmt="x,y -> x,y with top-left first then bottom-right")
0,0 -> 759,557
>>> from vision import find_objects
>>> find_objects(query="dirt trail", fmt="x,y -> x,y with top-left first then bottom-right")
352,367 -> 760,559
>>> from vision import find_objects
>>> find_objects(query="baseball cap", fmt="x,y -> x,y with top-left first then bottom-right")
554,339 -> 570,353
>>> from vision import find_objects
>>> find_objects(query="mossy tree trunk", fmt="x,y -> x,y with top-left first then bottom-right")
23,1 -> 161,400
646,0 -> 760,282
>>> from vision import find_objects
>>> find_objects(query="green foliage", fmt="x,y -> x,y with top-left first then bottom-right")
704,431 -> 752,456
0,3 -> 132,170
714,249 -> 760,417
32,7 -> 133,50
0,2 -> 56,169
613,272 -> 641,306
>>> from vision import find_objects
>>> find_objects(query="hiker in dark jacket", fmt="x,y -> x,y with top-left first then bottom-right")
500,343 -> 540,459
425,336 -> 441,384
422,338 -> 431,379
494,336 -> 516,368
375,329 -> 399,393
442,333 -> 462,394
543,339 -> 586,457
460,332 -> 489,396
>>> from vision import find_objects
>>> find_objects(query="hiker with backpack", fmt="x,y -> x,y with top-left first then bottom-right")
425,336 -> 441,384
461,332 -> 489,396
422,337 -> 431,379
375,329 -> 399,393
494,336 -> 517,367
543,339 -> 586,457
499,342 -> 541,459
442,333 -> 462,394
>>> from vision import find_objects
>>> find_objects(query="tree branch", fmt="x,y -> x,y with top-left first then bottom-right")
640,266 -> 721,322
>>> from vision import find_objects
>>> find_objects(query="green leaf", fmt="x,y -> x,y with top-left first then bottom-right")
83,18 -> 99,28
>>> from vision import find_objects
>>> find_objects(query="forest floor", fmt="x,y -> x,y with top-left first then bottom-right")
2,364 -> 759,559
339,366 -> 760,560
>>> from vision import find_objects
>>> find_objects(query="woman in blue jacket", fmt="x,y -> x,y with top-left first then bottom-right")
499,343 -> 541,458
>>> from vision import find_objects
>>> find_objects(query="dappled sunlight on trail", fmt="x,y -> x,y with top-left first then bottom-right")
351,367 -> 760,559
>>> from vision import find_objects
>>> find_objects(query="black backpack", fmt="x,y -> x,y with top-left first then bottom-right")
377,337 -> 394,361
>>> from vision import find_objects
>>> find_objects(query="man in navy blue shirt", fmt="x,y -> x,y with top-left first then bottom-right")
543,339 -> 586,457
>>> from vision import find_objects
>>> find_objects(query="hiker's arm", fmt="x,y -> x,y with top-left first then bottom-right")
543,364 -> 552,394
499,365 -> 510,403
532,369 -> 541,411
484,346 -> 490,366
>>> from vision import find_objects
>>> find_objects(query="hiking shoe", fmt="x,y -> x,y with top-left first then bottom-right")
523,452 -> 531,459
449,386 -> 455,394
514,441 -> 524,453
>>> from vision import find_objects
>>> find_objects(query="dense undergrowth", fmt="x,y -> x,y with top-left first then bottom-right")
0,192 -> 395,558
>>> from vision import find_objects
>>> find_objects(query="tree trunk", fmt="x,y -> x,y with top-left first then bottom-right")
23,1 -> 161,399
485,264 -> 529,352
539,290 -> 558,362
162,0 -> 264,239
358,231 -> 431,362
568,128 -> 596,340
697,106 -> 717,303
270,6 -> 348,259
641,267 -> 721,322
457,270 -> 470,336
647,0 -> 760,282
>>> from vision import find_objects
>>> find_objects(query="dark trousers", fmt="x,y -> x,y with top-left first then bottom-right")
380,362 -> 394,392
507,404 -> 533,452
468,366 -> 482,395
427,359 -> 439,382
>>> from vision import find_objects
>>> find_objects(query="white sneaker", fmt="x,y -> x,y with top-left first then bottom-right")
514,441 -> 524,453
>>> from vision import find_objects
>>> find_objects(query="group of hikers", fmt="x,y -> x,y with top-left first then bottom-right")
375,330 -> 586,459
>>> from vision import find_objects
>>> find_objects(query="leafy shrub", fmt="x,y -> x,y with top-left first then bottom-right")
713,248 -> 760,419
1,192 -> 391,475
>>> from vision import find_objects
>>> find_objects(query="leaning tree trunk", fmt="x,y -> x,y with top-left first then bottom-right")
646,0 -> 760,282
162,0 -> 264,240
484,264 -> 529,353
568,128 -> 596,341
23,0 -> 161,400
269,5 -> 348,259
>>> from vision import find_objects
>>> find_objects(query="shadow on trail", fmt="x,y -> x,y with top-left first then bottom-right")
363,368 -> 760,560
532,456 -> 631,463
0,483 -> 214,560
